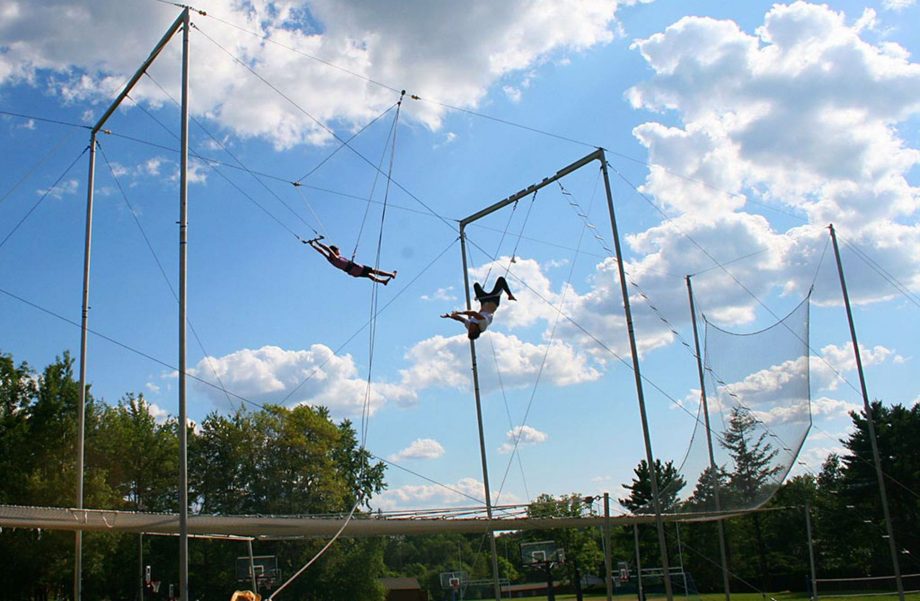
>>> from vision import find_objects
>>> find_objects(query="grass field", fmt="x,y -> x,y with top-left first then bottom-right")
478,592 -> 920,601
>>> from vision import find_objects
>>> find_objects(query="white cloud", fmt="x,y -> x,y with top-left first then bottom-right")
498,425 -> 548,454
625,1 -> 920,310
189,344 -> 413,418
371,476 -> 521,511
881,0 -> 916,11
0,0 -> 628,148
398,330 -> 602,397
145,381 -> 161,394
388,438 -> 445,462
37,178 -> 78,199
420,286 -> 457,302
814,341 -> 900,390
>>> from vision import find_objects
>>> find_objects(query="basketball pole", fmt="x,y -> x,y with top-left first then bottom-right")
633,524 -> 644,601
805,502 -> 818,601
604,493 -> 613,601
686,275 -> 731,601
829,224 -> 904,601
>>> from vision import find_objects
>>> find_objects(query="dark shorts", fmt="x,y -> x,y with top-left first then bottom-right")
346,261 -> 372,278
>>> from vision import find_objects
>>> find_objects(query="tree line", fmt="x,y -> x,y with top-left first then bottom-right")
2,350 -> 918,600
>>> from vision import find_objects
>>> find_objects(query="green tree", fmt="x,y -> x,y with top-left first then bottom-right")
721,406 -> 782,594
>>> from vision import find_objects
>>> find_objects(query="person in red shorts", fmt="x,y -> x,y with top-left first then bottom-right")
306,238 -> 396,285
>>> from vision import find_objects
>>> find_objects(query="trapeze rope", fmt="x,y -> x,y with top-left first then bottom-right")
271,93 -> 405,599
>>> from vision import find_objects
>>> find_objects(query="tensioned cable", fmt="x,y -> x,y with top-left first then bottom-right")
192,22 -> 455,232
489,185 -> 592,506
0,127 -> 83,209
371,455 -> 485,506
141,73 -> 412,239
138,74 -> 322,238
608,163 -> 870,407
118,94 -> 304,240
0,109 -> 91,132
296,102 -> 399,185
0,285 -> 263,410
199,9 -> 402,95
468,198 -> 535,503
277,101 -> 406,592
279,237 -> 458,405
96,141 -> 238,411
0,280 -> 492,513
810,421 -> 920,502
463,231 -> 738,448
0,146 -> 89,252
840,234 -> 920,310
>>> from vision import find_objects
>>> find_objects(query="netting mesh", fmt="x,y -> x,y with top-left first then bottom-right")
670,294 -> 812,514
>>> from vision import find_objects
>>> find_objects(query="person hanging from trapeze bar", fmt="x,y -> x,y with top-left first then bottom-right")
305,237 -> 397,285
442,276 -> 516,340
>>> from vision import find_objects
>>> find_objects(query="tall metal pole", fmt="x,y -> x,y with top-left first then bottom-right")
74,132 -> 97,601
805,503 -> 818,601
604,493 -> 613,601
458,226 -> 503,601
600,153 -> 673,601
828,224 -> 904,601
634,524 -> 644,601
248,539 -> 259,594
74,12 -> 187,601
178,8 -> 191,601
686,276 -> 731,601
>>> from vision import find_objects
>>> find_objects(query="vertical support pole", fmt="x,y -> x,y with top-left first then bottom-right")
686,276 -> 731,601
828,224 -> 903,601
138,533 -> 145,601
600,154 -> 673,601
178,8 -> 191,601
248,539 -> 258,594
458,226 -> 503,601
604,493 -> 613,601
74,131 -> 97,601
634,524 -> 644,601
675,523 -> 688,598
805,503 -> 818,601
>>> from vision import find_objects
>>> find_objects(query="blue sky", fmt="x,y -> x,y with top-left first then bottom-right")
1,0 -> 918,515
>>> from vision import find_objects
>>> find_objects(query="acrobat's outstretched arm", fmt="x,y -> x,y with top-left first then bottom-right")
304,237 -> 331,258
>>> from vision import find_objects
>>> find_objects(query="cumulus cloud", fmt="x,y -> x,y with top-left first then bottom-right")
881,0 -> 916,10
420,286 -> 457,302
498,425 -> 548,454
189,344 -> 413,417
625,1 -> 920,309
37,178 -> 78,199
371,476 -> 521,511
398,330 -> 602,397
388,438 -> 445,462
813,341 -> 901,390
0,0 -> 628,148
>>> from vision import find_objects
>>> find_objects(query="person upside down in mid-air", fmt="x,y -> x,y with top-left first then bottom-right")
442,276 -> 516,340
305,238 -> 397,285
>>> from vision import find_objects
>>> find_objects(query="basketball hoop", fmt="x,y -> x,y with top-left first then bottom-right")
450,577 -> 461,591
150,580 -> 161,594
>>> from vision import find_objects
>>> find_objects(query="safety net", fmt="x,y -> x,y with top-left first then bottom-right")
669,293 -> 812,514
